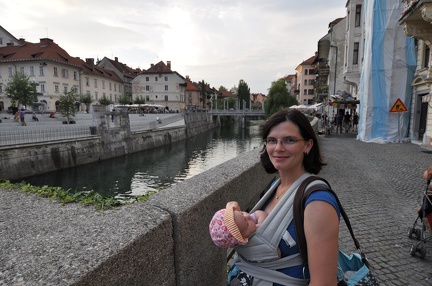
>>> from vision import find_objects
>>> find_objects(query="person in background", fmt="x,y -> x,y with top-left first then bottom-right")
336,112 -> 343,133
19,109 -> 26,126
49,112 -> 56,118
32,112 -> 39,122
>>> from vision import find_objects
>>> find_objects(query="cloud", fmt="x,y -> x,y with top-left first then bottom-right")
2,0 -> 346,93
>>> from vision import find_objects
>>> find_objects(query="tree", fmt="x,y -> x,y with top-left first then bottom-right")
118,94 -> 130,105
59,88 -> 78,123
4,71 -> 37,108
98,95 -> 112,106
79,94 -> 93,113
265,78 -> 298,117
200,80 -> 207,109
218,86 -> 228,92
133,95 -> 145,105
237,79 -> 250,109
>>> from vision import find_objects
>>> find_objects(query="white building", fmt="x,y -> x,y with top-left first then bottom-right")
132,61 -> 186,112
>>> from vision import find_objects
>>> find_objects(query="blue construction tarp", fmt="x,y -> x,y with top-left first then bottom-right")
358,0 -> 416,143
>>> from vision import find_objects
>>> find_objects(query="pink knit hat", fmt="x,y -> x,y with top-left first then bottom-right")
209,206 -> 248,248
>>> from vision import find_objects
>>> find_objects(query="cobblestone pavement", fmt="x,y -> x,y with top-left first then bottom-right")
318,131 -> 432,285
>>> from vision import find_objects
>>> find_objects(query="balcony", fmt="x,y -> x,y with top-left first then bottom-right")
400,0 -> 432,43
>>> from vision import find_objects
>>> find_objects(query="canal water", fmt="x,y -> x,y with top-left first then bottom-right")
20,120 -> 264,199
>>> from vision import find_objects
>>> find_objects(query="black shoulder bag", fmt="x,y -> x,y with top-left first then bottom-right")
293,176 -> 380,286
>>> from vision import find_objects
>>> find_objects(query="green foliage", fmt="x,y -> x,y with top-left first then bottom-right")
265,78 -> 298,117
0,179 -> 157,211
79,94 -> 93,113
133,95 -> 146,105
59,88 -> 78,122
118,94 -> 130,105
98,95 -> 112,106
237,79 -> 250,109
5,71 -> 37,107
219,86 -> 228,92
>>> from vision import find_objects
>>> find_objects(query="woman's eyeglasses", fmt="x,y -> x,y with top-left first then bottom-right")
263,137 -> 305,147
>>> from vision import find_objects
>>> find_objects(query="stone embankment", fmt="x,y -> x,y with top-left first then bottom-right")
0,107 -> 218,181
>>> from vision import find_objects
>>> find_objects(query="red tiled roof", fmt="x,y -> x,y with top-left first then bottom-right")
0,38 -> 122,82
185,77 -> 200,91
140,61 -> 172,74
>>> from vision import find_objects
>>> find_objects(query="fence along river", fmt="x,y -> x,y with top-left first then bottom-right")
18,120 -> 264,199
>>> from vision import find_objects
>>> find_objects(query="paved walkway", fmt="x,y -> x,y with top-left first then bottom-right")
319,131 -> 432,285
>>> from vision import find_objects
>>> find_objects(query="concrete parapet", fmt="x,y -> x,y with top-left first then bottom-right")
0,149 -> 275,285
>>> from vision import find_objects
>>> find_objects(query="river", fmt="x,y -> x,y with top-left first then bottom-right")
20,120 -> 264,199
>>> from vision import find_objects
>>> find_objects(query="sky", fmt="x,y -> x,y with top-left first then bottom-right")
2,0 -> 347,94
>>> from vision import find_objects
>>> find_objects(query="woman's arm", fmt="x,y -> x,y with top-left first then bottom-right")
304,200 -> 339,286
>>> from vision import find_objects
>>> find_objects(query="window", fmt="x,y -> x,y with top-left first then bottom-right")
355,5 -> 362,27
308,89 -> 314,95
20,67 -> 24,74
54,67 -> 58,76
424,44 -> 430,69
102,81 -> 105,89
62,69 -> 68,78
114,83 -> 116,91
146,95 -> 149,101
146,85 -> 150,91
74,71 -> 78,80
39,65 -> 44,76
304,80 -> 307,85
40,84 -> 45,92
55,84 -> 59,93
304,69 -> 308,75
30,66 -> 34,76
64,86 -> 67,93
303,89 -> 307,95
353,42 -> 359,65
155,77 -> 158,81
8,67 -> 13,77
109,82 -> 112,91
165,95 -> 168,101
94,79 -> 98,88
165,76 -> 168,81
85,77 -> 90,87
0,85 -> 2,93
95,92 -> 98,100
146,77 -> 149,81
165,85 -> 168,91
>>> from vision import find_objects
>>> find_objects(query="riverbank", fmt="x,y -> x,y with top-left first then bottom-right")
0,109 -> 219,181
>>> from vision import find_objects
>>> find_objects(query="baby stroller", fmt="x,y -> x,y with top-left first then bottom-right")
408,179 -> 432,259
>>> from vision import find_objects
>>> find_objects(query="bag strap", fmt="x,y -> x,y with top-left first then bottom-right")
293,176 -> 370,269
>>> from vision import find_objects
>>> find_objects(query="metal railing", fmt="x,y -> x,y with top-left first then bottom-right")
0,126 -> 96,146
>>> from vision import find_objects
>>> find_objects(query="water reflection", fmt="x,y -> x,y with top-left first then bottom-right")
20,120 -> 264,198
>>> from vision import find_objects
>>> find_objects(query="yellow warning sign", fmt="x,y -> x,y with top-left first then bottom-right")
390,98 -> 408,112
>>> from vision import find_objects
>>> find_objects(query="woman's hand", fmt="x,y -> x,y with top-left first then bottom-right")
226,201 -> 241,211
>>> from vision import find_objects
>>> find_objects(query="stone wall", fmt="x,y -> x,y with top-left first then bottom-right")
1,149 -> 275,285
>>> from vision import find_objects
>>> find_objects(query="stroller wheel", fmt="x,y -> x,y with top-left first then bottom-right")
408,227 -> 415,239
415,228 -> 422,240
420,244 -> 427,259
410,243 -> 417,256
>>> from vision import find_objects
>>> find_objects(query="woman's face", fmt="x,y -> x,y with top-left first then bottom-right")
265,121 -> 312,173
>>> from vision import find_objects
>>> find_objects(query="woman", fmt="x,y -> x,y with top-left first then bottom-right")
230,109 -> 340,286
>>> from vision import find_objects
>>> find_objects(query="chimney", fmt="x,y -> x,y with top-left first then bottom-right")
151,63 -> 154,68
39,38 -> 53,45
18,38 -> 26,45
86,58 -> 95,67
115,57 -> 118,62
167,61 -> 171,69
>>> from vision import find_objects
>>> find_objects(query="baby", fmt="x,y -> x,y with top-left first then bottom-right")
209,201 -> 268,248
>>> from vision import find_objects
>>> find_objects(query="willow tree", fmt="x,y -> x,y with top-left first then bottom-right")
265,78 -> 298,117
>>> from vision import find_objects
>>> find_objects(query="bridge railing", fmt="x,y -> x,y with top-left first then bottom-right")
208,109 -> 265,116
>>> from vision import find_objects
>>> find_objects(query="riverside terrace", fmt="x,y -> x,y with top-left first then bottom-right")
0,110 -> 185,146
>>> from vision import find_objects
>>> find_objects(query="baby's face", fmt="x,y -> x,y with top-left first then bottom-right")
233,210 -> 257,238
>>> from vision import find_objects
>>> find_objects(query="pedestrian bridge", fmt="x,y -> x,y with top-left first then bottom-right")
207,109 -> 265,117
